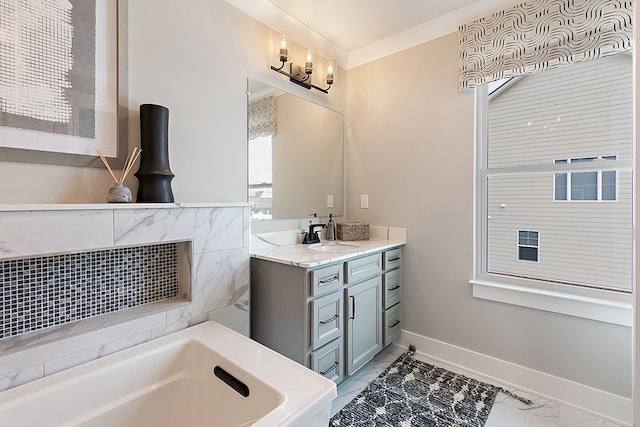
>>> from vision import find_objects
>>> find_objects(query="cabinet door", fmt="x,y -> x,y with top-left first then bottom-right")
346,276 -> 382,376
311,291 -> 343,351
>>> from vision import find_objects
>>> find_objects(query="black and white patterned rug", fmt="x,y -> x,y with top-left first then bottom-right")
329,352 -> 504,426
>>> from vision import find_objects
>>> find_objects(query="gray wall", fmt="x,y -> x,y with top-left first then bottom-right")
345,33 -> 632,397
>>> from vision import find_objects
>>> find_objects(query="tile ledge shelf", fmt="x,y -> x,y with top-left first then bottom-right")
0,202 -> 251,212
0,299 -> 191,355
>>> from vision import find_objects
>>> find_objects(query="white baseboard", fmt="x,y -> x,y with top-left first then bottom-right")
398,329 -> 632,426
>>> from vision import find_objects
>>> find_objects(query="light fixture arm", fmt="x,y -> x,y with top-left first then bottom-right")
271,60 -> 287,73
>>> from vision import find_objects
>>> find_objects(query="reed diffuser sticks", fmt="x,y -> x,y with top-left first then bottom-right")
95,147 -> 141,185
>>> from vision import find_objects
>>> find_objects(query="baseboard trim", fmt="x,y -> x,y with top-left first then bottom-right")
398,330 -> 632,426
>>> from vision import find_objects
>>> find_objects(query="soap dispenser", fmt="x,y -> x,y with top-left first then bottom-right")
326,214 -> 336,241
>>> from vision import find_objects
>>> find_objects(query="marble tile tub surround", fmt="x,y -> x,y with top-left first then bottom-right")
0,203 -> 251,392
251,225 -> 407,267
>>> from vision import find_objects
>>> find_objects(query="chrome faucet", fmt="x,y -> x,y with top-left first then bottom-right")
302,223 -> 326,244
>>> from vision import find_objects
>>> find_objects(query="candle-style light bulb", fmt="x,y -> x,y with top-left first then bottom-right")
326,61 -> 334,85
279,35 -> 288,62
304,50 -> 313,74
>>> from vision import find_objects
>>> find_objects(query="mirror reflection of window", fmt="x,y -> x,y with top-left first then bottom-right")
249,135 -> 273,220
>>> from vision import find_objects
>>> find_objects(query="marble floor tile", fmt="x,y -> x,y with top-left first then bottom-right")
332,345 -> 618,426
485,391 -> 559,427
558,405 -> 626,427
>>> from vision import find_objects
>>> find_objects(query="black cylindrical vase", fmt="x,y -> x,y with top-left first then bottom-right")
135,104 -> 175,203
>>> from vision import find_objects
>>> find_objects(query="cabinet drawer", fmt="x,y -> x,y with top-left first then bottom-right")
310,338 -> 343,384
346,253 -> 382,283
310,291 -> 343,350
384,248 -> 402,271
310,263 -> 343,297
383,269 -> 402,309
383,303 -> 402,347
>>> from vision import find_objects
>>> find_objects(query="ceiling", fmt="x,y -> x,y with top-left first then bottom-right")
225,0 -> 522,69
267,0 -> 479,53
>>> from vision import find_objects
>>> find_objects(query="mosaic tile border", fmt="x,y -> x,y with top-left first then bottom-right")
1,243 -> 179,339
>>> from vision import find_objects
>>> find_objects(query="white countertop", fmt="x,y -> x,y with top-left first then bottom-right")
0,202 -> 250,212
251,225 -> 406,268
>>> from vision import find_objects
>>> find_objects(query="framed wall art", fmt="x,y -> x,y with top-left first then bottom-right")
0,0 -> 127,167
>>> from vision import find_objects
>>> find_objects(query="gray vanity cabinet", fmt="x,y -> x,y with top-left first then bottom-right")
251,259 -> 345,384
250,245 -> 402,384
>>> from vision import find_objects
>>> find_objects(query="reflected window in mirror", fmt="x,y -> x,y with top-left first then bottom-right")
249,135 -> 273,220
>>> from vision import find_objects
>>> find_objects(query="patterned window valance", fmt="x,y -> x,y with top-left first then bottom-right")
458,0 -> 633,91
248,96 -> 278,140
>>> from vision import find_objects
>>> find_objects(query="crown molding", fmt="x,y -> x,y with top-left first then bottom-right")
347,0 -> 523,69
226,0 -> 524,70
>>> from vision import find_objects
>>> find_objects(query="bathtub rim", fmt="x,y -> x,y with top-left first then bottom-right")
0,321 -> 337,427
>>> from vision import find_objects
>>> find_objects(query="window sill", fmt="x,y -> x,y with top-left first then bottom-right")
469,279 -> 632,327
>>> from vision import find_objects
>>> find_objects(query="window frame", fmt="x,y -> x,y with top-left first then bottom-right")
517,230 -> 539,263
471,85 -> 632,327
553,156 -> 618,202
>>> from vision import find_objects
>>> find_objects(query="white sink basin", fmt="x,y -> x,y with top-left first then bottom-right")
308,242 -> 360,251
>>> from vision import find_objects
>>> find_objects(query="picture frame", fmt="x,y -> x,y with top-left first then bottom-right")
0,0 -> 128,168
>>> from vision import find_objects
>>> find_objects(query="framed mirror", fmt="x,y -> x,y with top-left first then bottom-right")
247,78 -> 344,221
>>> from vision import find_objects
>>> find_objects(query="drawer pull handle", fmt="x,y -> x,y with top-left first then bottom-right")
389,320 -> 401,328
320,362 -> 338,375
388,285 -> 401,291
388,257 -> 401,262
319,276 -> 339,284
319,315 -> 338,325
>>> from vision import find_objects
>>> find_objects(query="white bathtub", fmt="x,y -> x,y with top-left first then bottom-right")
0,321 -> 336,426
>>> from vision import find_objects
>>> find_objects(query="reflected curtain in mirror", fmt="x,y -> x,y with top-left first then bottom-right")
248,96 -> 277,140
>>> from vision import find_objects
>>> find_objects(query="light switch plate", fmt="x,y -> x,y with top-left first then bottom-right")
360,194 -> 369,209
327,195 -> 334,208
